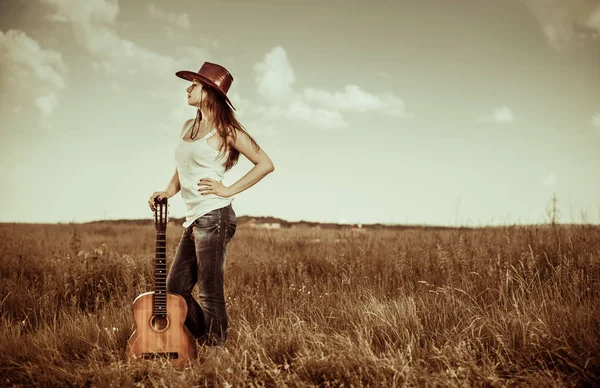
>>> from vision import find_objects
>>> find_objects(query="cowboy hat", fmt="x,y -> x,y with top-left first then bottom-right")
175,62 -> 236,110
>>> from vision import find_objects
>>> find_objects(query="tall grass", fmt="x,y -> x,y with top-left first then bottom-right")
0,220 -> 598,386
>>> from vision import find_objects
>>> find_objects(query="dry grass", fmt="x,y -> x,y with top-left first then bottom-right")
0,221 -> 599,387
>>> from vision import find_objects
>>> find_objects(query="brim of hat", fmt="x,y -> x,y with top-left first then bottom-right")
175,70 -> 236,110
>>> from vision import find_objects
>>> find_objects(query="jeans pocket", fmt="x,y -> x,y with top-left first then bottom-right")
229,206 -> 237,225
227,223 -> 237,240
226,206 -> 237,240
193,209 -> 219,228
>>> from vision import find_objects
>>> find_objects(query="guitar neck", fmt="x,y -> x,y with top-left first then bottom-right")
154,231 -> 167,317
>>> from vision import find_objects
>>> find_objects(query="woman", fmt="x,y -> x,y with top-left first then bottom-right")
148,62 -> 274,349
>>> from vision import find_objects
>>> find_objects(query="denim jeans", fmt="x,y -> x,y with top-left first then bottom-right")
166,203 -> 237,346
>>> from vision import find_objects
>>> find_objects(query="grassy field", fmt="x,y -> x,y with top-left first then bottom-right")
0,221 -> 599,387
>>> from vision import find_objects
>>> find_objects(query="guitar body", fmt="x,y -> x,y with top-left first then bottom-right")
126,291 -> 196,369
125,197 -> 196,369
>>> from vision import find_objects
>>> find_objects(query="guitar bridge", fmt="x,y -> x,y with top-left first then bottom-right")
141,352 -> 179,359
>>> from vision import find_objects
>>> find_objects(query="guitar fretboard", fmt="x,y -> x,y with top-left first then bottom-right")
154,232 -> 167,317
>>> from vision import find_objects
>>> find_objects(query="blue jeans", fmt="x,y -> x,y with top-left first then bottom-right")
166,203 -> 237,346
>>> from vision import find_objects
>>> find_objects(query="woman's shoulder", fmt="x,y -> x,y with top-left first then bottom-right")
225,126 -> 242,149
179,119 -> 194,138
183,118 -> 194,128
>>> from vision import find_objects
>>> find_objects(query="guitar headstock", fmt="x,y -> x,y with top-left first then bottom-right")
154,197 -> 168,232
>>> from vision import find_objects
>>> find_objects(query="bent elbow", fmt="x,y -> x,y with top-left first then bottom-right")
261,160 -> 274,173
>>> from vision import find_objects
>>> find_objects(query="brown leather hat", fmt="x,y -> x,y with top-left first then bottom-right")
175,62 -> 236,110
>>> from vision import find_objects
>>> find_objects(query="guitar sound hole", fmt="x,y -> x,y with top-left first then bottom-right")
152,315 -> 168,331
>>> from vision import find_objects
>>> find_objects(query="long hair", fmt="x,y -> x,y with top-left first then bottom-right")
190,79 -> 260,172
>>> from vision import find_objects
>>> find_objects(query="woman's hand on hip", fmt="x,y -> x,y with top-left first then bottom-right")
198,178 -> 231,197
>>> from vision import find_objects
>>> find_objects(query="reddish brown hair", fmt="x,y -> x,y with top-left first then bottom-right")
192,78 -> 260,172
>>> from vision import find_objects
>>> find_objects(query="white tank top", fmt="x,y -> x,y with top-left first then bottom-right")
174,121 -> 234,228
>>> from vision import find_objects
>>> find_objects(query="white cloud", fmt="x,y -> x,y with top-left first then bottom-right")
284,99 -> 347,130
44,0 -> 119,25
177,46 -> 213,68
255,104 -> 284,121
591,112 -> 600,129
35,93 -> 59,115
584,3 -> 600,32
249,96 -> 347,130
0,29 -> 67,90
238,118 -> 278,138
229,91 -> 252,119
0,29 -> 68,115
311,108 -> 348,130
91,59 -> 119,74
251,46 -> 409,130
303,83 -> 412,118
146,4 -> 191,30
477,106 -> 515,124
253,46 -> 296,101
285,98 -> 312,119
379,91 -> 414,118
303,85 -> 385,112
145,3 -> 220,47
493,106 -> 515,123
40,0 -> 212,81
522,0 -> 600,51
541,172 -> 557,187
38,0 -> 218,132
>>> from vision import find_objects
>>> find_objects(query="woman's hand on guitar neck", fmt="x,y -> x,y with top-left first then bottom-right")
149,191 -> 169,212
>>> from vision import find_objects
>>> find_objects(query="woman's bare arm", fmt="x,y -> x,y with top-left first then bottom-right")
165,168 -> 181,197
164,119 -> 191,198
225,129 -> 274,197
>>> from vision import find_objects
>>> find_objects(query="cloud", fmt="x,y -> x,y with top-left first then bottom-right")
228,91 -> 252,119
379,92 -> 414,118
592,112 -> 600,129
522,0 -> 600,51
253,46 -> 296,101
477,106 -> 515,124
541,172 -> 558,187
254,105 -> 283,121
303,86 -> 412,118
285,98 -> 348,129
0,29 -> 68,115
252,97 -> 348,130
145,4 -> 220,47
310,108 -> 348,129
587,4 -> 600,32
303,85 -> 382,112
235,117 -> 278,138
250,46 -> 410,130
35,93 -> 59,115
44,0 -> 119,25
38,0 -> 217,132
91,59 -> 119,74
146,4 -> 191,30
40,0 -> 212,80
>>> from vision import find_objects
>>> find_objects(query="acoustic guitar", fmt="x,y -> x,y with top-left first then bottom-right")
125,197 -> 196,369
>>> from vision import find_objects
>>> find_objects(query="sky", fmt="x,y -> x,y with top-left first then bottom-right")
1,0 -> 599,227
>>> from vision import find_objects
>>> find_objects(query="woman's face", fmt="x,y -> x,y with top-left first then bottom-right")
186,80 -> 205,107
